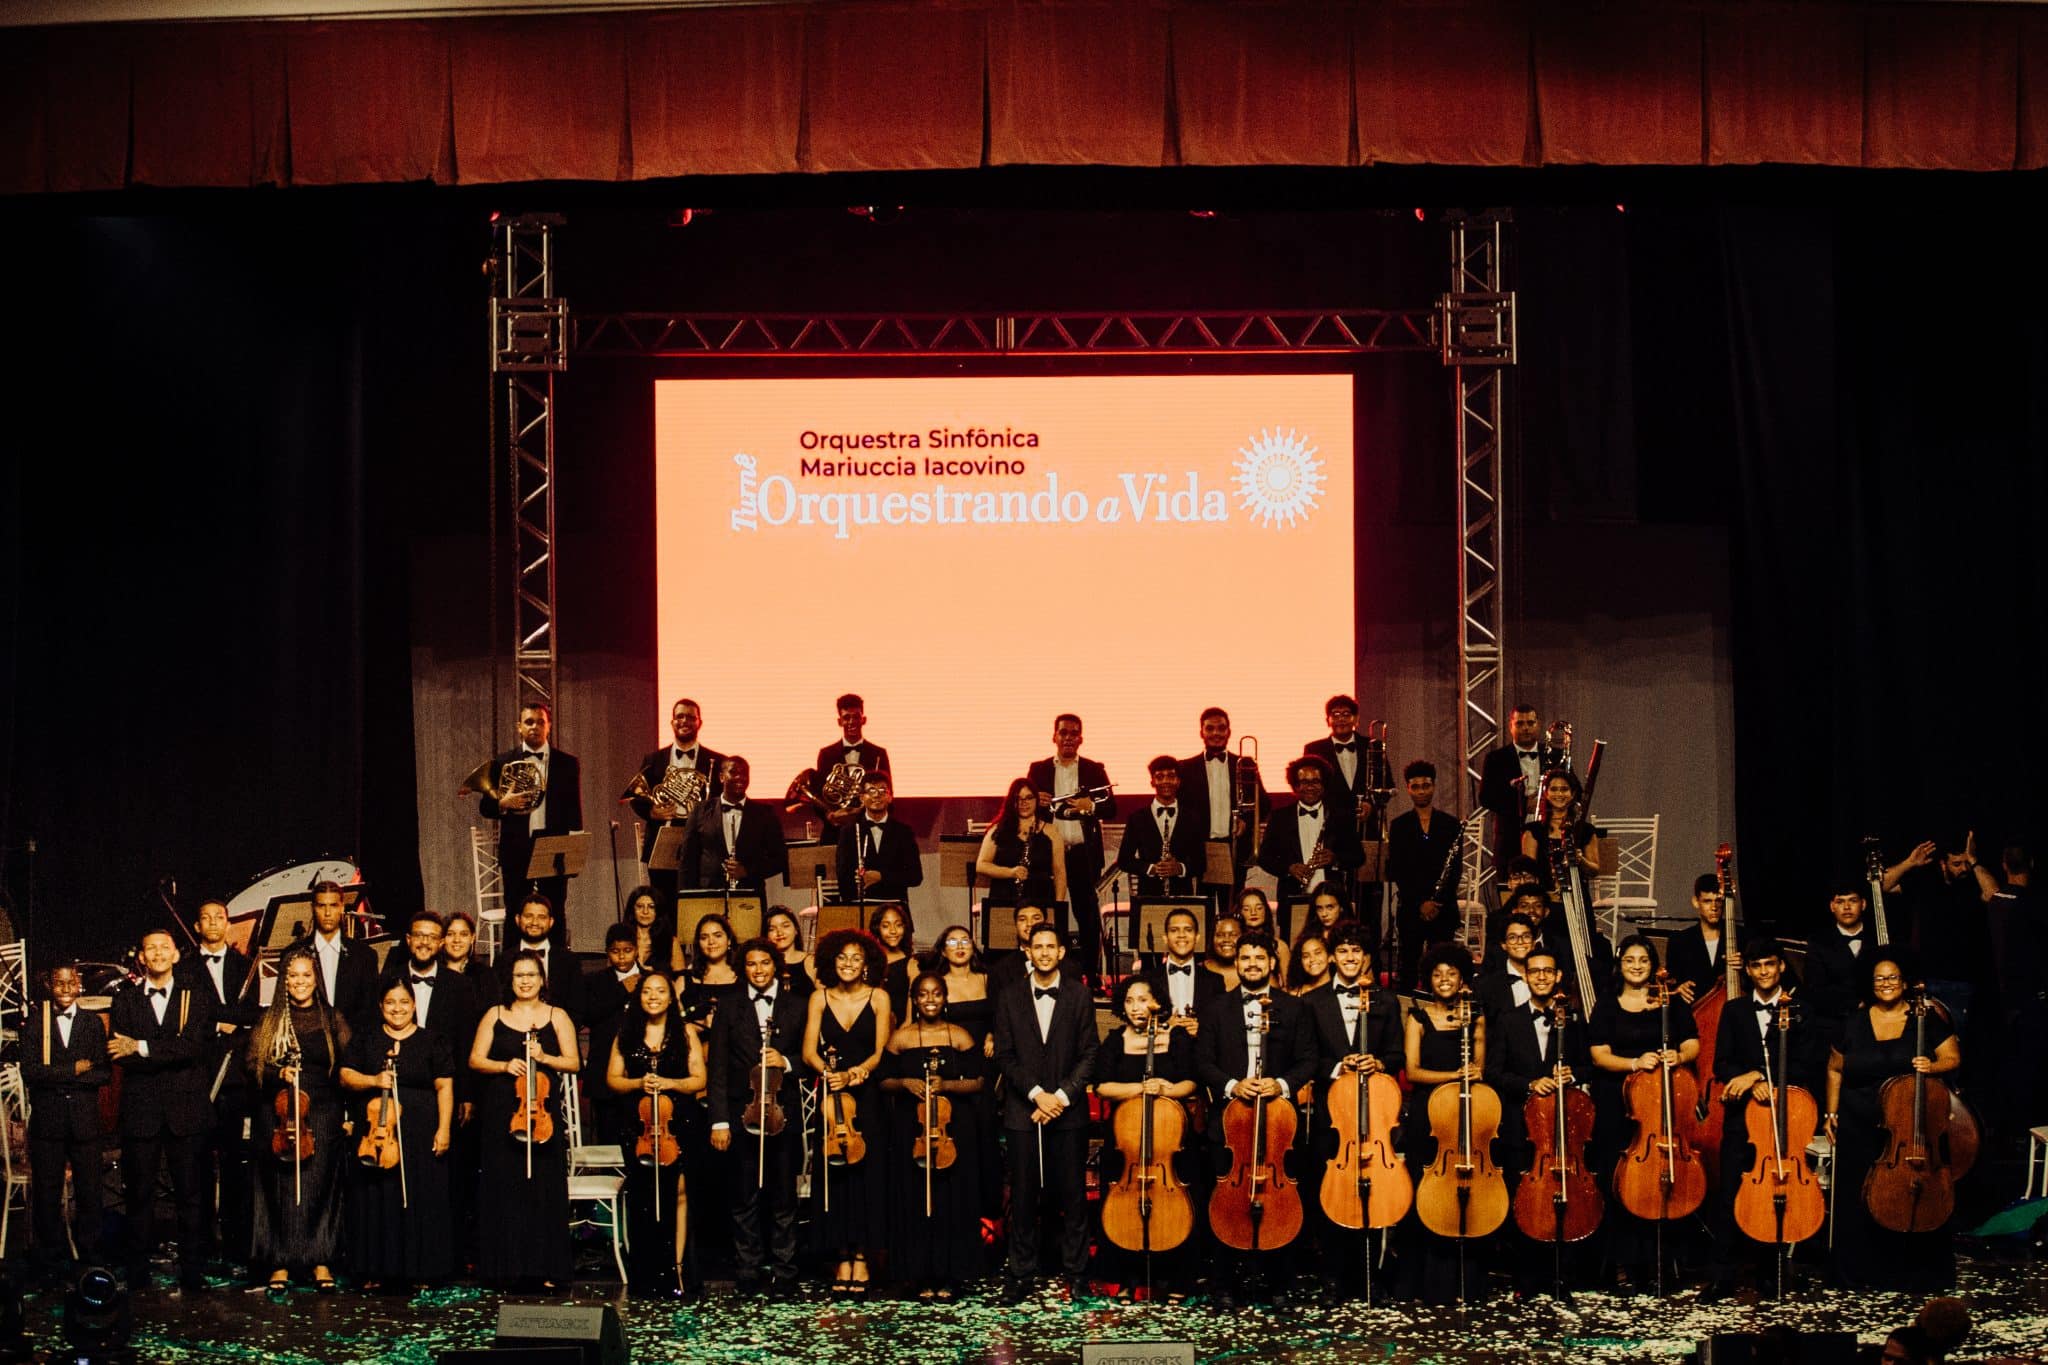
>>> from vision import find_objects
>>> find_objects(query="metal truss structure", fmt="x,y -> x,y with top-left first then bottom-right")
491,215 -> 568,713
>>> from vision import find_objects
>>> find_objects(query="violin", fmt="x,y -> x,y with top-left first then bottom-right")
911,1049 -> 956,1173
1863,984 -> 1959,1233
1318,980 -> 1412,1233
1209,994 -> 1303,1252
1416,986 -> 1508,1239
1614,971 -> 1706,1222
272,1071 -> 315,1161
1102,1013 -> 1194,1254
1690,843 -> 1740,1185
742,1019 -> 786,1138
636,1085 -> 680,1168
510,1028 -> 555,1148
1515,992 -> 1602,1242
1732,995 -> 1825,1248
356,1040 -> 403,1171
821,1045 -> 866,1166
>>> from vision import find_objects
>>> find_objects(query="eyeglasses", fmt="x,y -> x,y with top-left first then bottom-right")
1871,974 -> 1903,985
1503,933 -> 1535,945
1526,966 -> 1559,976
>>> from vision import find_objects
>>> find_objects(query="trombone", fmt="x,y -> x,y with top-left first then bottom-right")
1233,736 -> 1261,851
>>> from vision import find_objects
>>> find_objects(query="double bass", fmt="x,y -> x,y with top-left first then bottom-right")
1416,987 -> 1508,1242
1514,993 -> 1601,1244
1614,971 -> 1707,1224
1690,844 -> 1741,1182
1862,985 -> 1961,1233
1210,996 -> 1303,1253
1733,996 -> 1826,1289
1101,1012 -> 1194,1255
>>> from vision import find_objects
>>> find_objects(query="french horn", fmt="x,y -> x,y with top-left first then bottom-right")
458,754 -> 546,813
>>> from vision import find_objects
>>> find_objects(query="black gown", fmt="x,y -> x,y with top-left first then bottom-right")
475,1017 -> 573,1285
1090,1027 -> 1200,1287
942,986 -> 1004,1218
680,976 -> 740,1276
987,825 -> 1058,909
250,1010 -> 349,1275
883,1041 -> 986,1284
616,1018 -> 700,1292
1832,1007 -> 1958,1290
813,993 -> 885,1251
1399,1004 -> 1489,1303
342,1028 -> 455,1282
1586,995 -> 1701,1278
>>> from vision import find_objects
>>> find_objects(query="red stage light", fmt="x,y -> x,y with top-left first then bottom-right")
1413,208 -> 1425,222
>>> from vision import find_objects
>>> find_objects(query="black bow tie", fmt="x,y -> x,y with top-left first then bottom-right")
676,749 -> 696,762
1298,805 -> 1322,819
1754,998 -> 1780,1014
1335,986 -> 1360,998
751,989 -> 774,1004
410,973 -> 436,986
1242,992 -> 1270,1004
722,802 -> 744,812
56,1008 -> 76,1020
1205,749 -> 1226,762
1167,963 -> 1193,976
204,953 -> 223,964
148,987 -> 167,999
1333,741 -> 1356,753
1034,987 -> 1059,1001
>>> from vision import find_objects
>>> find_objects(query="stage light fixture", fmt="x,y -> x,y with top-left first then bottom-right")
62,1265 -> 134,1361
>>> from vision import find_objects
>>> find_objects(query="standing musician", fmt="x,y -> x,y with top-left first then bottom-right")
1118,756 -> 1207,901
993,924 -> 1099,1301
683,755 -> 789,895
804,928 -> 893,1296
297,881 -> 378,1026
247,947 -> 349,1296
629,697 -> 722,909
708,939 -> 806,1292
605,968 -> 707,1299
1141,907 -> 1221,1030
623,885 -> 677,977
989,903 -> 1086,996
1193,933 -> 1317,1305
468,950 -> 579,1289
1256,757 -> 1363,907
836,772 -> 922,906
1029,713 -> 1116,980
1178,707 -> 1268,899
802,693 -> 892,829
1399,944 -> 1490,1304
1666,874 -> 1736,1006
108,928 -> 217,1292
1479,704 -> 1559,873
379,908 -> 480,1223
978,778 -> 1069,915
1484,945 -> 1592,1296
496,891 -> 586,1027
21,963 -> 110,1284
1302,694 -> 1369,837
880,971 -> 988,1300
178,898 -> 258,1266
1304,926 -> 1405,1295
1520,768 -> 1600,893
1385,760 -> 1464,992
762,906 -> 817,1004
1090,976 -> 1200,1294
1803,879 -> 1879,1056
339,978 -> 456,1289
584,924 -> 647,1142
480,700 -> 584,939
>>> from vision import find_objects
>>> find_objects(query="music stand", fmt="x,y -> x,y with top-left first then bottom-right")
783,847 -> 833,949
647,825 -> 688,875
1131,897 -> 1209,959
814,901 -> 873,940
1202,840 -> 1234,887
938,835 -> 982,928
527,832 -> 590,883
980,898 -> 1068,951
677,889 -> 763,943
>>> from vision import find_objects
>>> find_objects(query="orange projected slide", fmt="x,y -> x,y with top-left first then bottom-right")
653,374 -> 1355,797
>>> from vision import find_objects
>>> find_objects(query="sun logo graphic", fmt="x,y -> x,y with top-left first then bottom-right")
1232,427 -> 1325,529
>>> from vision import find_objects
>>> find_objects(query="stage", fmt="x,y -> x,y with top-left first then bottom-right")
11,1251 -> 2047,1364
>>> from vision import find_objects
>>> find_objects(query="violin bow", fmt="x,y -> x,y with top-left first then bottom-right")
391,1039 -> 408,1210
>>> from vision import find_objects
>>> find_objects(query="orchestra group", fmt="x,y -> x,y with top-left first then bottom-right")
14,693 -> 2041,1319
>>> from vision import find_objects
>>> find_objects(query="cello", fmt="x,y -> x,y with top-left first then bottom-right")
1862,984 -> 1960,1234
1101,1012 -> 1195,1257
1209,996 -> 1303,1253
1514,992 -> 1601,1245
1691,844 -> 1740,1183
1318,976 -> 1412,1296
1733,996 -> 1826,1294
1614,970 -> 1707,1225
1416,987 -> 1509,1245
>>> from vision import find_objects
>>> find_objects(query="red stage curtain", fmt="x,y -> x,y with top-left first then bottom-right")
628,8 -> 805,177
2022,10 -> 2048,171
450,18 -> 628,183
1704,3 -> 1864,167
802,4 -> 986,171
1864,3 -> 2018,171
1357,0 -> 1531,167
130,25 -> 287,187
0,29 -> 50,195
287,23 -> 451,186
989,1 -> 1169,166
1535,3 -> 1702,165
1171,2 -> 1354,165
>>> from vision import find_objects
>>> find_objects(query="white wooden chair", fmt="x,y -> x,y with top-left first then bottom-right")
559,1073 -> 628,1282
1457,812 -> 1491,951
1590,815 -> 1660,946
0,941 -> 28,1043
1,1062 -> 30,1253
469,827 -> 507,963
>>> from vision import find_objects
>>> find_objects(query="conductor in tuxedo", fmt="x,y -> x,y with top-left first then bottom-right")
708,939 -> 808,1290
836,772 -> 922,906
108,929 -> 218,1291
1255,757 -> 1364,912
179,900 -> 259,1264
1119,757 -> 1208,902
296,882 -> 379,1027
683,756 -> 789,894
629,697 -> 723,907
1477,704 -> 1557,875
1140,906 -> 1223,1026
1178,707 -> 1270,899
1029,714 -> 1116,979
478,700 -> 584,944
993,924 -> 1099,1299
21,963 -> 110,1280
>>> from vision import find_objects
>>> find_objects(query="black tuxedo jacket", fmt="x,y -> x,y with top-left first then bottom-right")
1302,737 -> 1369,831
295,933 -> 381,1027
992,974 -> 1099,1132
836,815 -> 922,904
1176,750 -> 1269,874
1475,967 -> 1531,1038
1117,800 -> 1208,898
1194,987 -> 1317,1137
1477,743 -> 1558,859
482,746 -> 585,885
1663,924 -> 1730,1003
1306,982 -> 1405,1083
630,744 -> 723,861
21,1002 -> 110,1140
1386,808 -> 1463,907
1485,1000 -> 1591,1105
178,946 -> 260,1090
1479,913 -> 1612,991
813,739 -> 890,789
682,798 -> 790,892
1027,756 -> 1116,869
1254,797 -> 1364,900
497,943 -> 587,1028
1800,922 -> 1877,1031
1140,958 -> 1226,1021
580,964 -> 645,1081
110,980 -> 216,1139
1712,993 -> 1824,1098
707,986 -> 808,1129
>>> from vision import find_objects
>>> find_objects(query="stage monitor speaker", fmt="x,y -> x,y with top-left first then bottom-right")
1695,1331 -> 1857,1364
437,1352 -> 582,1365
490,1303 -> 628,1365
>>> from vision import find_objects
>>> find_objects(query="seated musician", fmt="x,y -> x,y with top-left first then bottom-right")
1091,976 -> 1201,1296
1666,874 -> 1736,1006
1140,906 -> 1220,1034
1484,946 -> 1592,1294
835,772 -> 922,905
1117,756 -> 1206,899
1475,910 -> 1540,1034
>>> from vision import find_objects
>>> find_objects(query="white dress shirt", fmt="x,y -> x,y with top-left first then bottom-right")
1050,759 -> 1084,847
313,931 -> 344,1006
1205,754 -> 1231,838
524,743 -> 552,833
1162,959 -> 1196,1015
1295,802 -> 1328,891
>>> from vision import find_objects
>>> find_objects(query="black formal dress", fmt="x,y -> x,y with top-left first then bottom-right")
1090,1026 -> 1200,1287
813,993 -> 886,1253
1585,996 -> 1697,1279
341,1028 -> 455,1283
110,980 -> 217,1288
615,1019 -> 700,1293
883,1040 -> 987,1286
249,1012 -> 348,1276
20,1001 -> 108,1274
984,823 -> 1058,911
475,1018 -> 573,1286
496,941 -> 587,1028
941,985 -> 1003,1218
992,973 -> 1099,1282
1830,1008 -> 1958,1290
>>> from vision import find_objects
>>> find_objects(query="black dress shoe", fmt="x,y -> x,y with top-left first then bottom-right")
1695,1279 -> 1734,1304
999,1277 -> 1032,1304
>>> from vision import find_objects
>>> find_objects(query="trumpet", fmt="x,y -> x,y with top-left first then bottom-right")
621,764 -> 710,824
1043,783 -> 1114,819
459,753 -> 546,813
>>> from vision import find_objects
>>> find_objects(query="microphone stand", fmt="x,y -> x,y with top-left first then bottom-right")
607,820 -> 625,921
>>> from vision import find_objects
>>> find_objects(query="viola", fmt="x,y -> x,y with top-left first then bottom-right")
911,1049 -> 956,1173
1209,995 -> 1303,1252
1515,993 -> 1602,1242
742,1020 -> 786,1138
1863,985 -> 1959,1233
1614,971 -> 1707,1222
637,1090 -> 680,1168
356,1040 -> 403,1171
821,1045 -> 865,1166
1318,981 -> 1411,1233
1102,1015 -> 1194,1254
1732,996 -> 1825,1248
1416,987 -> 1508,1240
272,1080 -> 315,1161
510,1029 -> 555,1147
